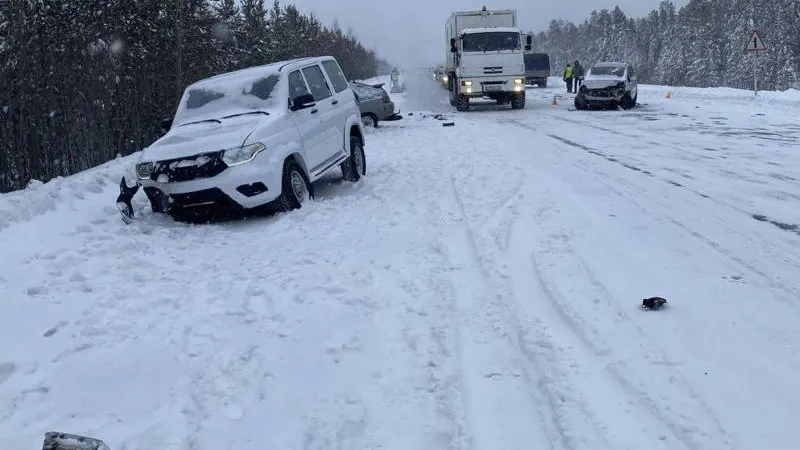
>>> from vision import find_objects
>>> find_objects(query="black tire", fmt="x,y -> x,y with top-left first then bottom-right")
621,92 -> 635,110
540,79 -> 548,88
361,113 -> 378,128
511,92 -> 525,109
574,94 -> 588,110
341,135 -> 366,182
278,159 -> 312,212
455,94 -> 469,111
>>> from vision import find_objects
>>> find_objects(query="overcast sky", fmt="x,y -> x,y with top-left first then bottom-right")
286,0 -> 689,67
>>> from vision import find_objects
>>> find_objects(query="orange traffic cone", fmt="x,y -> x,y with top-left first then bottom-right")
551,95 -> 558,107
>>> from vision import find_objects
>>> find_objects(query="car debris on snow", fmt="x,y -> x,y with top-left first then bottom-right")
642,296 -> 668,310
42,432 -> 110,450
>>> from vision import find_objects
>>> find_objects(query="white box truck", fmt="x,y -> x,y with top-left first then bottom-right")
445,6 -> 531,111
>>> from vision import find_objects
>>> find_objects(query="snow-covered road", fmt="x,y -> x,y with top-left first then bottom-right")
2,75 -> 799,450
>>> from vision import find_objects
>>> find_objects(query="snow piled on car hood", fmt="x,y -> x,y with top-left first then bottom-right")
142,115 -> 269,161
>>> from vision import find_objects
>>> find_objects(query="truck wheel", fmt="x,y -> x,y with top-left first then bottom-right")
341,135 -> 366,182
511,92 -> 525,109
540,78 -> 548,88
278,159 -> 312,212
456,95 -> 469,111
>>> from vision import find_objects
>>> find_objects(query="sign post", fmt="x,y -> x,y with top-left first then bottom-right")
743,29 -> 767,95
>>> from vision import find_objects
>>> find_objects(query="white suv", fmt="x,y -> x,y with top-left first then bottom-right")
117,56 -> 366,221
574,61 -> 638,110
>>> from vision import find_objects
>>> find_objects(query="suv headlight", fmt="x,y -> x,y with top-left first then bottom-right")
222,142 -> 266,166
513,78 -> 524,85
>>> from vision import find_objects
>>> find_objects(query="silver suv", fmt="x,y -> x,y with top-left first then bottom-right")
574,62 -> 638,110
116,56 -> 366,222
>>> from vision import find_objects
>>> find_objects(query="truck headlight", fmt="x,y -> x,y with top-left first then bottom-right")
222,142 -> 266,166
442,75 -> 448,82
135,161 -> 154,180
514,78 -> 524,85
461,80 -> 472,86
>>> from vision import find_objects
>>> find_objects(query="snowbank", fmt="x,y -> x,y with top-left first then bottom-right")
0,155 -> 136,232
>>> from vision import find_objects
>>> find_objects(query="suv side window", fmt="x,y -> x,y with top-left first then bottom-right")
321,60 -> 348,93
301,65 -> 332,100
288,70 -> 310,99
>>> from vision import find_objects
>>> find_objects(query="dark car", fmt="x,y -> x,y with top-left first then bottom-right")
348,81 -> 402,127
524,53 -> 550,87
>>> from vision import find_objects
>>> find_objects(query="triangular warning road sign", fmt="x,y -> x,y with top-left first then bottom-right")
744,30 -> 767,52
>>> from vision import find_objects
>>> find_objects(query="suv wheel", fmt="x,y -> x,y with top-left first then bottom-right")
278,160 -> 312,212
341,135 -> 366,182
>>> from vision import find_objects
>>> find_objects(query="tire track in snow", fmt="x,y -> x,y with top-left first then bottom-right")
522,200 -> 736,450
471,190 -> 692,450
464,118 -> 740,449
563,148 -> 800,313
519,117 -> 800,313
435,175 -> 557,450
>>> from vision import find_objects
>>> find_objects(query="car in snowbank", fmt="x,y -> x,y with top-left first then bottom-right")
117,56 -> 367,222
348,81 -> 402,127
574,61 -> 638,110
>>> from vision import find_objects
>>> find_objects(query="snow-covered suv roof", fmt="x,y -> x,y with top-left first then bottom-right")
188,56 -> 337,88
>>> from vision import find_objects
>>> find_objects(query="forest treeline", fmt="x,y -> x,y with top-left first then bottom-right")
532,0 -> 799,90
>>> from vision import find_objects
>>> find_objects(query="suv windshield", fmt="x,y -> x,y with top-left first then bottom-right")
174,71 -> 281,125
462,32 -> 520,52
590,65 -> 625,77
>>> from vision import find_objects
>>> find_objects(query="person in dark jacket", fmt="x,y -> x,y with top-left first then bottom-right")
573,60 -> 585,91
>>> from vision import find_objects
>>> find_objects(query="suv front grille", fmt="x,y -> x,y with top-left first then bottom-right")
148,150 -> 227,183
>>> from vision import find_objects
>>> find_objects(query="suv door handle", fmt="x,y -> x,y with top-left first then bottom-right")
310,109 -> 318,114
331,100 -> 339,105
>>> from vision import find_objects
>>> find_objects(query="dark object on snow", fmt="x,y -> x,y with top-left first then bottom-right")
116,176 -> 140,224
42,432 -> 111,450
442,122 -> 455,127
642,296 -> 668,310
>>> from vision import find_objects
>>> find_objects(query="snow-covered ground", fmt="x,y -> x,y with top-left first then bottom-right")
2,72 -> 800,450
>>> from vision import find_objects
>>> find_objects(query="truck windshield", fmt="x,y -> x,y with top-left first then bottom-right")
462,32 -> 520,52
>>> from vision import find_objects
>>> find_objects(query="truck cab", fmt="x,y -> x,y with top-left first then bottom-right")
445,8 -> 531,111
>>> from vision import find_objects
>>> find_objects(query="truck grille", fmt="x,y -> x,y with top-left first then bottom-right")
148,150 -> 227,183
483,66 -> 503,74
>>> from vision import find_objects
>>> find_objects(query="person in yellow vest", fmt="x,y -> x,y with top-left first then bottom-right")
562,63 -> 575,93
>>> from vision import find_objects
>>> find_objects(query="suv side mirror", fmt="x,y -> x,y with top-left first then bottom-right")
290,93 -> 316,111
450,38 -> 456,53
160,118 -> 173,133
